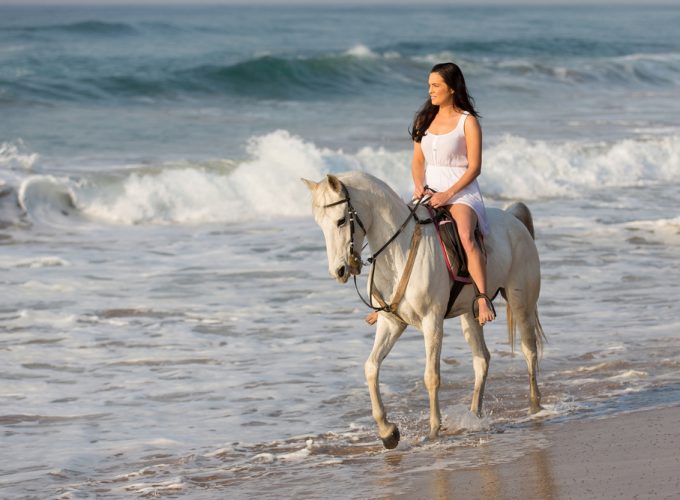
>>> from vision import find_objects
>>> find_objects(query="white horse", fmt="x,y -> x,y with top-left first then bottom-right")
303,171 -> 545,449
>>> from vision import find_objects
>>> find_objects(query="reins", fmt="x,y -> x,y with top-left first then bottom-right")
323,181 -> 431,322
322,179 -> 496,325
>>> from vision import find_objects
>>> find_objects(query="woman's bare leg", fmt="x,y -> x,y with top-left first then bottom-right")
450,204 -> 495,325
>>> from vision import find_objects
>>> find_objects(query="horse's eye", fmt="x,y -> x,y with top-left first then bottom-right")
337,217 -> 347,227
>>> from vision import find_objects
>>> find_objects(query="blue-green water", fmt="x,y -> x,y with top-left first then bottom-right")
1,4 -> 680,498
2,4 -> 680,163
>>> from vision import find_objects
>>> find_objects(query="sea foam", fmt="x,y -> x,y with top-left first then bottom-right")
0,140 -> 39,170
8,130 -> 680,226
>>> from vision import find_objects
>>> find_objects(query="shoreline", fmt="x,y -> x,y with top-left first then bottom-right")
396,405 -> 680,500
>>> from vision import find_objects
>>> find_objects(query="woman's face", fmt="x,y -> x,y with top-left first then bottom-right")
428,72 -> 453,107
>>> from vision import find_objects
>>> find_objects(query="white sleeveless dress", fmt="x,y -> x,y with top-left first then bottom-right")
421,111 -> 490,236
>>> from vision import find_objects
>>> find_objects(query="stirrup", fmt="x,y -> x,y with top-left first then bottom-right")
473,293 -> 496,322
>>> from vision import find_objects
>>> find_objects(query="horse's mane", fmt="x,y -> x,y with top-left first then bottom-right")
333,172 -> 408,212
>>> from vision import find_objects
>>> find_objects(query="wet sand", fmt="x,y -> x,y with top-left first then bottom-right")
397,406 -> 680,500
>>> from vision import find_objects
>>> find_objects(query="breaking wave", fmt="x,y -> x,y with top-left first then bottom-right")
2,131 -> 679,227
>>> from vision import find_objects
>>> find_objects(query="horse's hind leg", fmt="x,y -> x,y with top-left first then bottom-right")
461,312 -> 490,417
516,309 -> 542,414
365,315 -> 406,449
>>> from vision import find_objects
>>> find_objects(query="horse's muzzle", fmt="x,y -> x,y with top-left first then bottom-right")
334,254 -> 361,283
335,265 -> 350,283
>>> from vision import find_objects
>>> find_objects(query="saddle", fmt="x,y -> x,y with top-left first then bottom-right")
424,206 -> 485,316
425,206 -> 484,283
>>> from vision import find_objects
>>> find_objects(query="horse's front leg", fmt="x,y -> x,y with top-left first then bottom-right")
460,312 -> 490,417
365,314 -> 406,449
422,315 -> 445,440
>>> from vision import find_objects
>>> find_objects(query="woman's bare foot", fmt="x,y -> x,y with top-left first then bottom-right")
365,311 -> 378,325
474,294 -> 496,326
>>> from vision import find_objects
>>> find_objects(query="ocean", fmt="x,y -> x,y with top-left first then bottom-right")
1,3 -> 679,498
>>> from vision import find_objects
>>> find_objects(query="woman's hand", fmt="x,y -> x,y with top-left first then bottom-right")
412,184 -> 426,200
429,190 -> 453,208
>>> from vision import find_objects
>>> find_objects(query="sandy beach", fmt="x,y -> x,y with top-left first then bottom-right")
397,406 -> 680,500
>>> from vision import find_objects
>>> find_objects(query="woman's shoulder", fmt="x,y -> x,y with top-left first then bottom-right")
462,113 -> 481,141
463,113 -> 480,129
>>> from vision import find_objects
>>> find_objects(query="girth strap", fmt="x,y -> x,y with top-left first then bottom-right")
370,223 -> 422,322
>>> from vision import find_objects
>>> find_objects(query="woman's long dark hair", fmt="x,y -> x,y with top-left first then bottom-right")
409,62 -> 480,142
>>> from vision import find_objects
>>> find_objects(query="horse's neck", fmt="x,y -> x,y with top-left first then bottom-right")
365,196 -> 413,265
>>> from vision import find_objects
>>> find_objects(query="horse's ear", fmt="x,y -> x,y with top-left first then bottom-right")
301,178 -> 318,192
326,174 -> 342,193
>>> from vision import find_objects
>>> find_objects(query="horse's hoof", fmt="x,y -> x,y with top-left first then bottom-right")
427,430 -> 440,441
529,403 -> 543,415
380,425 -> 400,449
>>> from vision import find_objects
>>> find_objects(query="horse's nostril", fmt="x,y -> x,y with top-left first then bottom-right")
337,266 -> 345,278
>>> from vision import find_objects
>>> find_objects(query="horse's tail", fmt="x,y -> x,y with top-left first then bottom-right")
505,201 -> 534,239
506,303 -> 546,356
504,202 -> 547,356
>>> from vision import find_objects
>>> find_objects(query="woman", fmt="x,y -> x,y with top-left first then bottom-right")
367,62 -> 494,326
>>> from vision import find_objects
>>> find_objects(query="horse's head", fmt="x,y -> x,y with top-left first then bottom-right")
302,174 -> 366,283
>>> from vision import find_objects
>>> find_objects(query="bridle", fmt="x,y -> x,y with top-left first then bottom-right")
322,182 -> 367,272
322,180 -> 431,315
